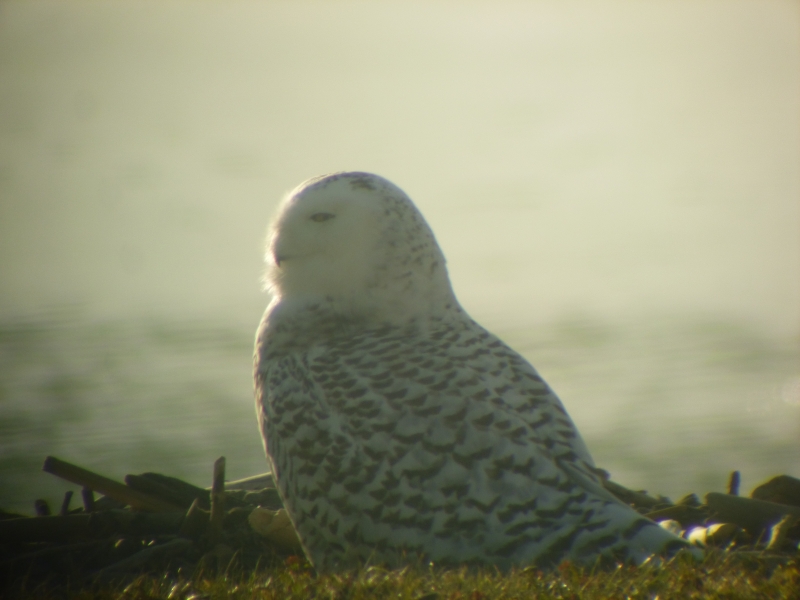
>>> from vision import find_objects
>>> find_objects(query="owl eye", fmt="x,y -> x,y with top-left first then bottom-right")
310,212 -> 336,222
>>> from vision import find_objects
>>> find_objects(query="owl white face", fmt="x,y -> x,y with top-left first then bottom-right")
267,177 -> 384,300
265,172 -> 458,324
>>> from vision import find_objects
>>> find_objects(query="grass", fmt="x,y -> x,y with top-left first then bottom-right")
11,550 -> 799,600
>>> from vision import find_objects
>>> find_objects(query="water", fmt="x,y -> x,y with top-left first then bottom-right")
0,1 -> 798,514
0,311 -> 266,513
0,311 -> 797,515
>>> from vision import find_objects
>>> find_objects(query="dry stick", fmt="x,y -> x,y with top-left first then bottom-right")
727,470 -> 741,496
209,457 -> 226,544
0,514 -> 93,543
59,490 -> 73,516
42,456 -> 182,512
0,510 -> 185,544
601,479 -> 664,510
138,472 -> 211,509
643,504 -> 708,527
125,475 -> 199,509
706,492 -> 800,535
81,487 -> 95,512
0,540 -> 104,567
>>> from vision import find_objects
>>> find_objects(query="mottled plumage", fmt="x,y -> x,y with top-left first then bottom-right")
254,172 -> 695,571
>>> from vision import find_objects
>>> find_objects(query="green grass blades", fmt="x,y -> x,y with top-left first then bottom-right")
5,549 -> 798,600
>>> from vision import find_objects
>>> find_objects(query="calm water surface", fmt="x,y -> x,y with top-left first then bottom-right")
1,311 -> 797,515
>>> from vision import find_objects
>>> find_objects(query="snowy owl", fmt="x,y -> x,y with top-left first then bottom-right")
254,172 -> 695,571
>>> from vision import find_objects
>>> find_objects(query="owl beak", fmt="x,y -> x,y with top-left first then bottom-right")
273,252 -> 287,267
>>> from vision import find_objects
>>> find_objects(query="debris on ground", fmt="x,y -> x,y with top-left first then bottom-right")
1,458 -> 798,594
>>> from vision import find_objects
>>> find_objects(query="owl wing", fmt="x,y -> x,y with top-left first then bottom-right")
255,320 -> 687,570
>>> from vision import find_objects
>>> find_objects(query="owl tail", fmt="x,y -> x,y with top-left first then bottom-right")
558,461 -> 704,566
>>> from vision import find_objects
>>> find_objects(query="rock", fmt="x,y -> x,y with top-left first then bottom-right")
657,519 -> 683,536
685,523 -> 743,547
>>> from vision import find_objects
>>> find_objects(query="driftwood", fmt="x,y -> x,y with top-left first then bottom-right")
727,470 -> 741,496
129,472 -> 213,508
3,540 -> 105,565
0,510 -> 185,543
59,490 -> 74,516
643,504 -> 708,528
226,473 -> 276,491
601,479 -> 668,511
2,456 -> 799,594
124,475 -> 199,510
0,456 -> 299,593
81,487 -> 95,512
43,456 -> 183,512
705,492 -> 800,535
209,457 -> 226,545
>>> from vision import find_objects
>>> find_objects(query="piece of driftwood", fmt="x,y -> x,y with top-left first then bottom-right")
210,457 -> 226,545
225,473 -> 276,491
59,491 -> 73,516
644,504 -> 709,527
1,513 -> 93,543
601,479 -> 667,510
0,510 -> 185,543
124,474 -> 198,510
0,509 -> 26,521
134,472 -> 212,509
0,540 -> 107,571
4,455 -> 799,594
1,457 -> 299,592
43,456 -> 183,512
727,470 -> 741,496
241,488 -> 284,511
82,487 -> 95,512
705,492 -> 800,535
